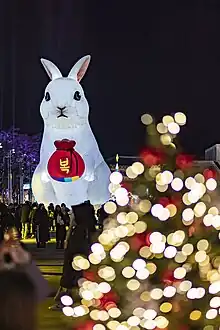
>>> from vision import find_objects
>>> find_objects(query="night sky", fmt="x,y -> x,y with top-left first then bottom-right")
1,1 -> 220,159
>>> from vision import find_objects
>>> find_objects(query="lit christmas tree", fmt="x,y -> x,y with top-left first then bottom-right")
62,112 -> 220,330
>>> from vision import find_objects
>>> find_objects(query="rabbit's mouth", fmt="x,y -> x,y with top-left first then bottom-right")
57,113 -> 68,118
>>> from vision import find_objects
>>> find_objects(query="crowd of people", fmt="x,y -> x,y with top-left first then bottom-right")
0,201 -> 74,248
0,200 -> 106,249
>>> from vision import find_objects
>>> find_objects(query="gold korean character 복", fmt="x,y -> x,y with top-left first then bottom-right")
60,158 -> 70,174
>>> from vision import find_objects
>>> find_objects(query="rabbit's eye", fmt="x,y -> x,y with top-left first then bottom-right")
45,92 -> 51,101
74,91 -> 81,101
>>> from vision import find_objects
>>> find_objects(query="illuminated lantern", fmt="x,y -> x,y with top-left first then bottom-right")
32,55 -> 110,207
47,139 -> 85,182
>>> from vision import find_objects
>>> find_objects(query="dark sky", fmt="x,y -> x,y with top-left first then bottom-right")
1,1 -> 220,159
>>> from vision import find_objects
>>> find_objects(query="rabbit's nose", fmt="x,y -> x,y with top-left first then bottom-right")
57,106 -> 66,111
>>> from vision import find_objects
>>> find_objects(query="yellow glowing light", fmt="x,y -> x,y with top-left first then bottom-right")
156,184 -> 168,192
174,112 -> 186,125
107,321 -> 120,330
90,310 -> 100,320
195,251 -> 207,263
182,243 -> 194,256
132,162 -> 145,175
182,193 -> 191,206
174,267 -> 186,279
146,262 -> 157,274
206,178 -> 217,191
141,114 -> 153,125
163,286 -> 176,298
185,177 -> 196,190
166,204 -> 177,217
156,173 -> 167,186
182,208 -> 194,222
133,308 -> 145,318
149,232 -> 163,244
143,309 -> 157,320
139,246 -> 152,258
171,230 -> 185,246
155,316 -> 169,329
62,306 -> 74,316
160,302 -> 172,313
168,122 -> 180,134
175,252 -> 187,263
212,215 -> 220,229
134,221 -> 147,233
110,171 -> 123,185
162,115 -> 174,127
136,268 -> 150,280
206,309 -> 218,320
126,212 -> 138,224
132,259 -> 146,270
126,166 -> 138,179
171,178 -> 183,191
109,183 -> 121,194
151,204 -> 163,217
117,212 -> 127,224
140,291 -> 151,302
98,282 -> 111,294
139,200 -> 151,213
150,288 -> 163,300
194,202 -> 206,217
160,134 -> 172,145
157,123 -> 168,134
179,280 -> 192,292
89,253 -> 102,265
127,316 -> 140,326
158,208 -> 170,221
104,201 -> 117,214
203,214 -> 213,227
164,246 -> 177,259
93,324 -> 106,330
210,296 -> 220,308
150,242 -> 166,254
197,239 -> 209,251
209,281 -> 220,294
190,310 -> 201,321
162,170 -> 174,184
194,173 -> 205,183
208,207 -> 219,215
108,308 -> 121,319
127,279 -> 140,291
91,243 -> 105,255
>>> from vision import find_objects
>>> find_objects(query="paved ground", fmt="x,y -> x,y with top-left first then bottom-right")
23,238 -> 73,330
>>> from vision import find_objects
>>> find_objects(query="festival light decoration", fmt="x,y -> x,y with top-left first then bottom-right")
62,112 -> 220,330
32,55 -> 110,206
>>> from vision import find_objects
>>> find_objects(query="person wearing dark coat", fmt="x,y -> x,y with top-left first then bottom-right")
0,202 -> 8,242
14,204 -> 22,237
29,203 -> 38,238
34,204 -> 50,248
21,201 -> 31,239
48,203 -> 55,231
50,200 -> 97,310
54,205 -> 66,249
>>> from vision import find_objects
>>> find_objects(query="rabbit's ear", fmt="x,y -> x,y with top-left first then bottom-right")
40,58 -> 62,80
68,55 -> 91,82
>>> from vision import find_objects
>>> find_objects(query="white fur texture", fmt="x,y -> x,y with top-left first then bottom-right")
32,55 -> 110,207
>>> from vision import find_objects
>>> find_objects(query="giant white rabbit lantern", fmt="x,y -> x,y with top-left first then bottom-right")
32,55 -> 110,207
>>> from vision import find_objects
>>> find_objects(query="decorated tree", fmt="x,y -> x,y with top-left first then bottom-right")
62,112 -> 220,330
0,128 -> 40,197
